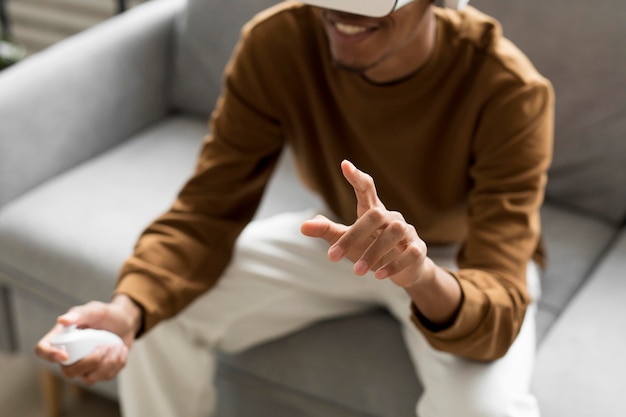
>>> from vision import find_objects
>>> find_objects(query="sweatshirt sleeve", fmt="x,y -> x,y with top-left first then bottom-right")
412,79 -> 554,361
115,23 -> 285,334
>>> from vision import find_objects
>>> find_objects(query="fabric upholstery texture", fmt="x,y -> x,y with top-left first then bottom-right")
217,310 -> 420,417
0,0 -> 180,208
536,204 -> 616,340
0,116 -> 205,303
170,0 -> 279,116
532,230 -> 626,416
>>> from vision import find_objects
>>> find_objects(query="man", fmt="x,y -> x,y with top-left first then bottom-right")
36,0 -> 553,416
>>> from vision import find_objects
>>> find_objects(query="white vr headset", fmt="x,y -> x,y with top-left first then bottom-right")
301,0 -> 470,17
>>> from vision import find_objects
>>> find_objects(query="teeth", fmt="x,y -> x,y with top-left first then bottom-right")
335,22 -> 368,35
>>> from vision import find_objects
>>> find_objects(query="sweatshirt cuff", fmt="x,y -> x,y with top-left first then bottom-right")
411,271 -> 487,351
115,272 -> 174,337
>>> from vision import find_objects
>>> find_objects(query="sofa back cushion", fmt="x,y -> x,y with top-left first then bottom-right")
170,0 -> 279,117
473,0 -> 626,223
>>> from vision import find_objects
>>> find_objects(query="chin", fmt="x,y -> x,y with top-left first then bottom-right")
331,53 -> 381,74
332,60 -> 369,74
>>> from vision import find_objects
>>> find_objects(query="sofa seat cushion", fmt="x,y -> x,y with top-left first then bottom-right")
218,309 -> 421,417
0,115 -> 207,303
531,228 -> 626,417
536,202 -> 617,341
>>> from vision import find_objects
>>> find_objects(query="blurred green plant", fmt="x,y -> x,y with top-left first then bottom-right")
1,10 -> 26,70
0,39 -> 25,70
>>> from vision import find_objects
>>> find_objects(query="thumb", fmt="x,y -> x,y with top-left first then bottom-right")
301,214 -> 347,246
58,302 -> 106,329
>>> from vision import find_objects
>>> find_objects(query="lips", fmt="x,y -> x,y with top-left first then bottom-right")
329,21 -> 379,44
323,11 -> 379,40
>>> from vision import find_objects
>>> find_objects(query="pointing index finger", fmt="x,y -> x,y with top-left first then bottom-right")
341,160 -> 384,213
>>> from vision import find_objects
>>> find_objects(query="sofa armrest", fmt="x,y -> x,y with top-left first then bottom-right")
0,0 -> 185,207
532,226 -> 626,416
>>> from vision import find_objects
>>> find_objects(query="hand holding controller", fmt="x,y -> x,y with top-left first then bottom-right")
50,324 -> 123,365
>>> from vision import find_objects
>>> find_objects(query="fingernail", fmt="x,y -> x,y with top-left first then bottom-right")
60,312 -> 79,322
355,260 -> 369,275
375,269 -> 388,279
328,245 -> 344,261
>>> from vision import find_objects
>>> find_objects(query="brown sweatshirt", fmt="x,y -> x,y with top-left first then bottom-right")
116,3 -> 554,361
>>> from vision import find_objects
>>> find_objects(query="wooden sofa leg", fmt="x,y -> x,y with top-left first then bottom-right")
68,381 -> 85,400
39,368 -> 63,417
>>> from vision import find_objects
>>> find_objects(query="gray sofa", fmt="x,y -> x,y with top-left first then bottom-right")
0,0 -> 625,416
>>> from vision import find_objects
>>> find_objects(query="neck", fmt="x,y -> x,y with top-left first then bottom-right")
364,6 -> 437,83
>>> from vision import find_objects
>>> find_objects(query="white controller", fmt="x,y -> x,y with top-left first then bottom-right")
50,325 -> 123,365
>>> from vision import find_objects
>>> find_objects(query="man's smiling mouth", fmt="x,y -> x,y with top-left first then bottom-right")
334,22 -> 371,35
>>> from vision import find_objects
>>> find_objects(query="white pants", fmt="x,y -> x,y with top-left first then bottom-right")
119,210 -> 541,417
